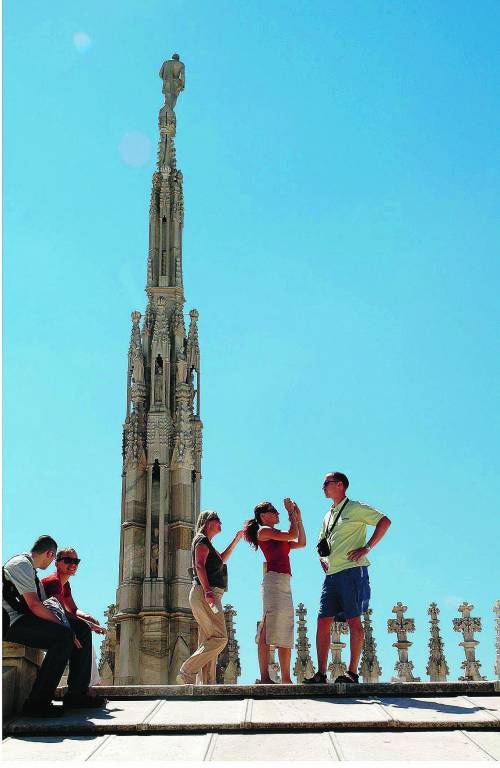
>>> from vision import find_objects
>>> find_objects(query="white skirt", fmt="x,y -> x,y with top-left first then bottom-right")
260,571 -> 294,649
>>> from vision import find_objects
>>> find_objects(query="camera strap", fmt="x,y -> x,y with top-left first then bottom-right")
324,497 -> 350,541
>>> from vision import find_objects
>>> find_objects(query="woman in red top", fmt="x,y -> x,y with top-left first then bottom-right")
244,498 -> 306,684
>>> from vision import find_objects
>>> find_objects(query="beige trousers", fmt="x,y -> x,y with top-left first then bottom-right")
179,584 -> 227,684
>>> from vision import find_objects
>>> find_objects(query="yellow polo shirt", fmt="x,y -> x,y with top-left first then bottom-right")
319,498 -> 384,575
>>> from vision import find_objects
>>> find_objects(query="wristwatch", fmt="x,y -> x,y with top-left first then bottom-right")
365,544 -> 372,552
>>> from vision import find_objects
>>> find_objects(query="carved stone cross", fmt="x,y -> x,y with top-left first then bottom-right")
453,601 -> 486,681
387,602 -> 420,682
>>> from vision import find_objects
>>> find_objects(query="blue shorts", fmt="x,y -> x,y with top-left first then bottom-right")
318,566 -> 371,621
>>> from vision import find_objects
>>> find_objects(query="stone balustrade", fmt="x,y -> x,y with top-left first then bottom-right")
230,599 -> 500,684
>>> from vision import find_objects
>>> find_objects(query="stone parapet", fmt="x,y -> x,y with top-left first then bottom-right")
2,641 -> 44,717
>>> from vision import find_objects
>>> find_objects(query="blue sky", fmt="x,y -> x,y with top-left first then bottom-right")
3,1 -> 499,684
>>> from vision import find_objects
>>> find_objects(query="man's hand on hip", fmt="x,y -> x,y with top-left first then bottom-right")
347,546 -> 369,562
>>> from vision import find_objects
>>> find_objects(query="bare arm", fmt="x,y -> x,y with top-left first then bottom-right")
289,503 -> 307,549
347,516 -> 392,562
76,610 -> 106,634
219,530 -> 244,563
258,515 -> 298,543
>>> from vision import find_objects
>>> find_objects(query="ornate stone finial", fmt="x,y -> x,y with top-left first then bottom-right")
360,609 -> 382,683
216,605 -> 241,684
128,312 -> 146,407
294,603 -> 315,683
98,603 -> 117,685
453,602 -> 486,681
328,621 -> 348,682
268,645 -> 281,683
187,309 -> 200,373
387,602 -> 420,682
159,53 -> 185,111
494,600 -> 500,680
426,602 -> 449,681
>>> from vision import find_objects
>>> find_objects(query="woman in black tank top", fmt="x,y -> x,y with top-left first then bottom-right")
177,510 -> 244,685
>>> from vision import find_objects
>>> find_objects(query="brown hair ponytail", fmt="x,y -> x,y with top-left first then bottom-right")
243,501 -> 275,551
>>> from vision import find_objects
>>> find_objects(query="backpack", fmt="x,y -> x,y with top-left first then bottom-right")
2,559 -> 41,639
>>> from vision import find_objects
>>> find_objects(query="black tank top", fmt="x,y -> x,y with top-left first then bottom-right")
191,534 -> 227,590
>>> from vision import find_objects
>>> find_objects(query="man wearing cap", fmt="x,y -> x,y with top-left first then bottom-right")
304,472 -> 391,685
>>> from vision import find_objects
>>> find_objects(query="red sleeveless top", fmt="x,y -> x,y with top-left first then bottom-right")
259,539 -> 292,575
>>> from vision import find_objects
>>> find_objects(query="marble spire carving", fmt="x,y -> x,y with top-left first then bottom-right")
426,602 -> 449,682
110,54 -> 203,684
360,609 -> 382,683
294,603 -> 315,683
388,602 -> 420,682
453,602 -> 486,681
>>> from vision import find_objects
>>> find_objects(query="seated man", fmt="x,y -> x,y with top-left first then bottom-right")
3,535 -> 106,717
42,547 -> 106,688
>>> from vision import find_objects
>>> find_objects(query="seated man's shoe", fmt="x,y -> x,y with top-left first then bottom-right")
302,671 -> 327,684
334,671 -> 359,684
63,692 -> 107,709
22,699 -> 64,718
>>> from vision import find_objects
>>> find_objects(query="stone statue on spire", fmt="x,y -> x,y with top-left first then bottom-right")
159,53 -> 185,111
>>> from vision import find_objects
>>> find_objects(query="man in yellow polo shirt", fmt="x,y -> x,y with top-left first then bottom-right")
303,471 -> 391,685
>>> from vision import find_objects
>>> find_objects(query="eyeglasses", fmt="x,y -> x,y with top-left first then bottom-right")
58,557 -> 81,565
322,479 -> 339,489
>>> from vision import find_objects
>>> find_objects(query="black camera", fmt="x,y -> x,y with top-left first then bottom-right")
317,538 -> 331,557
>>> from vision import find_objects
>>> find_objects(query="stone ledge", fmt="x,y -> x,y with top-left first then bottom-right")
55,680 -> 497,700
5,694 -> 500,736
2,642 -> 44,663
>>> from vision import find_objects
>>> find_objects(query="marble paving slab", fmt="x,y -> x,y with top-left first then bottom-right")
88,732 -> 211,761
1,735 -> 108,762
147,698 -> 244,730
249,697 -> 390,728
462,730 -> 500,761
6,699 -> 161,735
334,729 -> 496,761
377,696 -> 499,728
208,731 -> 338,761
466,697 -> 500,722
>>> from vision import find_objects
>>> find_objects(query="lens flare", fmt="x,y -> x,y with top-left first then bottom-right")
73,32 -> 92,52
118,132 -> 152,168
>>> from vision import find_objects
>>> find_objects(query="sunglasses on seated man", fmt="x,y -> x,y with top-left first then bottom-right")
57,556 -> 81,565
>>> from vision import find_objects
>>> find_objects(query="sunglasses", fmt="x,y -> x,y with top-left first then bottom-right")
58,557 -> 81,565
322,479 -> 340,489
